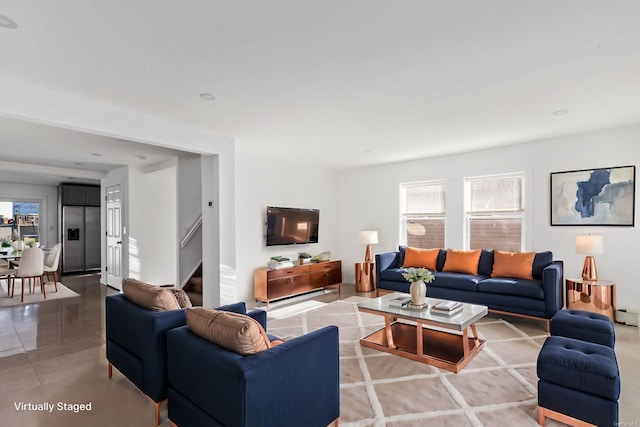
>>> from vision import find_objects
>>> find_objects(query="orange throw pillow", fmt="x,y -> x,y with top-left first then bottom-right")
491,251 -> 535,280
402,247 -> 440,269
442,249 -> 481,275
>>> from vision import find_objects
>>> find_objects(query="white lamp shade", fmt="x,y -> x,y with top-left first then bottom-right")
358,230 -> 379,245
576,235 -> 604,255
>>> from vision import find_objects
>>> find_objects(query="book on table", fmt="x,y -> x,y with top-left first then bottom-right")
389,295 -> 412,307
430,301 -> 463,315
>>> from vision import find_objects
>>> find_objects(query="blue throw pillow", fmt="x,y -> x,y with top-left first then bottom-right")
397,246 -> 406,268
478,249 -> 494,276
532,251 -> 553,279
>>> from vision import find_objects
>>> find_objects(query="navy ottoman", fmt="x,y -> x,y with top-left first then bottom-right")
537,336 -> 620,427
550,309 -> 615,348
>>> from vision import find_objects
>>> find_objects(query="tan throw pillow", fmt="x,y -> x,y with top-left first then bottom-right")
491,250 -> 535,280
402,247 -> 440,270
171,289 -> 193,308
122,278 -> 181,312
186,307 -> 271,355
442,249 -> 481,275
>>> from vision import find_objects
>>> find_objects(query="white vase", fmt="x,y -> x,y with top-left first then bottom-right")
410,280 -> 426,306
12,240 -> 25,252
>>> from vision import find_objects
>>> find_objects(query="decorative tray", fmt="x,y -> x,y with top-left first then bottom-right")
405,302 -> 429,310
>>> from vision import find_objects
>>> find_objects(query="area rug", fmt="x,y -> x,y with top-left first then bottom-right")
0,280 -> 80,307
266,297 -> 555,427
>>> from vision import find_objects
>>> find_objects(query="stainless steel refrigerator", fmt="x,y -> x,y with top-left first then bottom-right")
62,206 -> 101,273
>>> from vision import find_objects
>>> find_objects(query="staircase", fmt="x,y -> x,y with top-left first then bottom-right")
182,263 -> 202,306
180,213 -> 202,306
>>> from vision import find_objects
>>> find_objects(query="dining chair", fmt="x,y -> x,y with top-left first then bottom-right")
8,247 -> 45,302
43,243 -> 62,292
0,266 -> 13,295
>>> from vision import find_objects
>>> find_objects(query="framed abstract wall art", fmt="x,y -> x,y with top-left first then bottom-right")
550,165 -> 635,226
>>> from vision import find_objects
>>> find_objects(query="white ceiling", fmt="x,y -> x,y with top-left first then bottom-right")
0,115 -> 195,185
1,1 -> 640,183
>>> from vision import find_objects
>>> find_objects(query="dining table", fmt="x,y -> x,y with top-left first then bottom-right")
0,248 -> 22,268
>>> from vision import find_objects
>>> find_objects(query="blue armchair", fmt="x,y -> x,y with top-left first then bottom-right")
106,293 -> 264,426
166,323 -> 340,427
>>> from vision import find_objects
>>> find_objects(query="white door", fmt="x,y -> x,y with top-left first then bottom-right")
106,185 -> 123,290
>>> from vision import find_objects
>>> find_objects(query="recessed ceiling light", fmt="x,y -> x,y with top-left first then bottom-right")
91,153 -> 103,157
200,93 -> 216,101
0,15 -> 18,29
552,109 -> 570,116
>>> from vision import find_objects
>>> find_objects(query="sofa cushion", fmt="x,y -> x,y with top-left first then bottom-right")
491,251 -> 535,280
431,272 -> 485,291
380,268 -> 411,283
122,278 -> 181,312
477,277 -> 544,300
442,249 -> 481,275
171,289 -> 193,308
402,247 -> 439,269
537,336 -> 620,401
186,307 -> 270,355
532,251 -> 553,279
551,310 -> 615,348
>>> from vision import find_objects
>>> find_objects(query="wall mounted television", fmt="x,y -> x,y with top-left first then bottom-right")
266,206 -> 319,246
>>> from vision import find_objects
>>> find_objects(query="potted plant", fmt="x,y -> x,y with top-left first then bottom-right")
298,252 -> 312,265
402,267 -> 435,306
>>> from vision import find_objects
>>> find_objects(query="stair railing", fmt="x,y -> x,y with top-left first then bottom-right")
180,214 -> 202,249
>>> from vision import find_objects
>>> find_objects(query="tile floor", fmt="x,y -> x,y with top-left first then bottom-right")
0,274 -> 638,426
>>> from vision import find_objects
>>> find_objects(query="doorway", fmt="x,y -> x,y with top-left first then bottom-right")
106,185 -> 123,290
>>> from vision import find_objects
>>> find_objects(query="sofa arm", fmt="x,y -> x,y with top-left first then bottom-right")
542,261 -> 564,318
247,309 -> 267,330
167,325 -> 339,427
376,252 -> 400,287
105,294 -> 187,403
242,325 -> 339,426
216,301 -> 247,314
216,302 -> 267,330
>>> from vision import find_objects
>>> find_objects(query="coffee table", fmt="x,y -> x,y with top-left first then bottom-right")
357,293 -> 488,373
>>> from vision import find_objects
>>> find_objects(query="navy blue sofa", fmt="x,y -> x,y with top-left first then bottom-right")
375,247 -> 564,330
167,323 -> 340,427
105,294 -> 264,426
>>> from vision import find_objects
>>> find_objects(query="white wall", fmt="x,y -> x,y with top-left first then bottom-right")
177,155 -> 203,287
125,164 -> 178,285
1,77 -> 236,304
336,124 -> 640,311
234,151 -> 340,305
0,182 -> 58,247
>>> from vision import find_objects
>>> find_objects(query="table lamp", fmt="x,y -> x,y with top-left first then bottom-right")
576,234 -> 603,281
358,230 -> 378,263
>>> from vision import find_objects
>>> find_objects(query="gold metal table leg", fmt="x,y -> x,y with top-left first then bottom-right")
416,321 -> 424,358
470,324 -> 480,348
384,316 -> 396,349
462,328 -> 470,357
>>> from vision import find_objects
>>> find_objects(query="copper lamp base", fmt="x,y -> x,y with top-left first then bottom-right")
364,244 -> 373,264
581,256 -> 598,281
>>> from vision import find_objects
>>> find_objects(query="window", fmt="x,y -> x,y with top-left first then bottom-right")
0,201 -> 40,245
400,182 -> 445,248
464,173 -> 524,252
